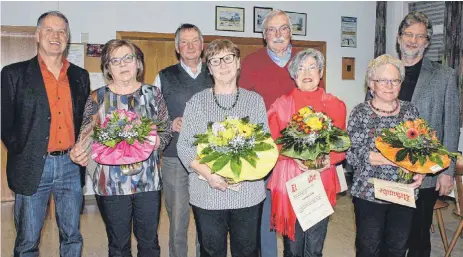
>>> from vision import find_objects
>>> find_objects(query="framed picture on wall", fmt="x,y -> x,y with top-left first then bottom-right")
215,6 -> 245,32
253,7 -> 273,33
286,11 -> 307,36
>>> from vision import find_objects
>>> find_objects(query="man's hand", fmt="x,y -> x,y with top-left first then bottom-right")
436,174 -> 454,196
70,143 -> 89,166
172,117 -> 183,132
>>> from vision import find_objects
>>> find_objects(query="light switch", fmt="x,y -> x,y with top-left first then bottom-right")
81,33 -> 89,43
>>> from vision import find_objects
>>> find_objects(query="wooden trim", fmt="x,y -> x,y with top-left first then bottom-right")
116,31 -> 174,41
1,25 -> 36,34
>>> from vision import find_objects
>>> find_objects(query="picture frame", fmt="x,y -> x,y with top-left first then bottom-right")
286,11 -> 307,36
215,6 -> 245,32
341,16 -> 357,48
253,7 -> 273,33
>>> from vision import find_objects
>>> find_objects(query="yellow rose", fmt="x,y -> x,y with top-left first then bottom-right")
237,124 -> 253,138
221,129 -> 235,141
298,107 -> 314,116
306,117 -> 323,130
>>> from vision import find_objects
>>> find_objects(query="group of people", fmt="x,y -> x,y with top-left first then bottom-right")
1,8 -> 459,257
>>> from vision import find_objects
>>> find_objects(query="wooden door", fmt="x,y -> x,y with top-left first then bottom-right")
1,26 -> 37,202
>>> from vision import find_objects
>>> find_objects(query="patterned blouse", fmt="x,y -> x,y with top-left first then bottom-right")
346,100 -> 419,203
78,84 -> 172,196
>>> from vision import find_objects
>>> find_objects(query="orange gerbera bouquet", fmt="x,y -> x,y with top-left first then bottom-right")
375,118 -> 458,181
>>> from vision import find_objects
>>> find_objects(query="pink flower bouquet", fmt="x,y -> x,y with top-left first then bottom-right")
91,109 -> 159,165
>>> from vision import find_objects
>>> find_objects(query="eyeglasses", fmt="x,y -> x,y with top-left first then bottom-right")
402,32 -> 427,41
208,54 -> 236,66
297,63 -> 319,73
372,79 -> 402,87
109,54 -> 136,66
265,25 -> 291,36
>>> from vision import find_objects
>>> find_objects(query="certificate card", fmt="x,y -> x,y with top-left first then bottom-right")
374,178 -> 416,208
286,171 -> 334,231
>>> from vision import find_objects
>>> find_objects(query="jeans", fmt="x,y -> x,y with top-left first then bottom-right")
192,202 -> 263,257
353,197 -> 414,257
96,191 -> 161,257
283,217 -> 329,257
261,176 -> 278,257
406,188 -> 439,257
162,157 -> 199,257
14,154 -> 83,257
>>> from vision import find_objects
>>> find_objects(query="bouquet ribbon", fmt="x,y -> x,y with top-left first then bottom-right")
375,137 -> 451,174
196,137 -> 279,183
91,126 -> 157,166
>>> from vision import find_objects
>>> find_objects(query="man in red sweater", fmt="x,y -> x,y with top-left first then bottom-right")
240,10 -> 296,110
239,9 -> 295,257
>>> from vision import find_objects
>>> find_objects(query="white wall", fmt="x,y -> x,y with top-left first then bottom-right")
1,1 -> 377,195
385,1 -> 409,57
1,1 -> 376,114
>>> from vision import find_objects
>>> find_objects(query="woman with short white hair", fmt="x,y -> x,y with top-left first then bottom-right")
347,54 -> 425,257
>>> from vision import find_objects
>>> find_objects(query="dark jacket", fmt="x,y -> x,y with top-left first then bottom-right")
1,55 -> 90,195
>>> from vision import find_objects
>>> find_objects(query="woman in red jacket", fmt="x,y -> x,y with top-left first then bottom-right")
267,48 -> 346,257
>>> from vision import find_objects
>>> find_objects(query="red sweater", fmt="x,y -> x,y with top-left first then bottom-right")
239,48 -> 297,110
240,47 -> 325,110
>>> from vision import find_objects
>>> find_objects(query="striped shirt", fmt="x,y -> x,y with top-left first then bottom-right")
177,88 -> 268,210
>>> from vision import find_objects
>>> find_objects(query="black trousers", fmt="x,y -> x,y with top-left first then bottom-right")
283,217 -> 329,257
96,191 -> 161,257
406,188 -> 439,257
353,197 -> 414,257
192,202 -> 263,257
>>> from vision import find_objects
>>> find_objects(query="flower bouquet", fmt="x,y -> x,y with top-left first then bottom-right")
276,106 -> 351,168
193,116 -> 278,183
375,118 -> 458,182
91,109 -> 159,171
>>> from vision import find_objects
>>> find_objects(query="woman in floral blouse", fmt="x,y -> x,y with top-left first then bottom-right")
70,39 -> 171,257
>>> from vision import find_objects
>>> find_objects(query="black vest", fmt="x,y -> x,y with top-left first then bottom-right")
159,63 -> 212,156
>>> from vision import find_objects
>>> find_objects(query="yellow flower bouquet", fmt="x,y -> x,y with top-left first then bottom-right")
194,116 -> 278,183
276,106 -> 351,168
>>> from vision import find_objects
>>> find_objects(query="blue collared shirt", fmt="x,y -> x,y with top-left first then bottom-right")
267,44 -> 292,67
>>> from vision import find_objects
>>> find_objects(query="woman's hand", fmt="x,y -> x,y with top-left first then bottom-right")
294,159 -> 309,172
153,135 -> 160,151
369,151 -> 397,166
206,173 -> 229,191
191,159 -> 229,191
408,173 -> 425,189
70,142 -> 89,166
294,156 -> 331,173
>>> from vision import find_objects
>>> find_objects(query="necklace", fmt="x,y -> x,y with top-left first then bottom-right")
369,99 -> 399,114
212,86 -> 240,111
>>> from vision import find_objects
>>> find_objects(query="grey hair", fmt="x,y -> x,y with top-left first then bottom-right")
287,48 -> 325,80
174,23 -> 203,48
398,11 -> 433,41
36,11 -> 70,37
262,9 -> 293,36
365,54 -> 405,90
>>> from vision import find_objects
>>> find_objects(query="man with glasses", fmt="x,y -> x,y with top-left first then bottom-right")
1,11 -> 90,256
366,11 -> 460,257
153,23 -> 212,257
240,9 -> 304,257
